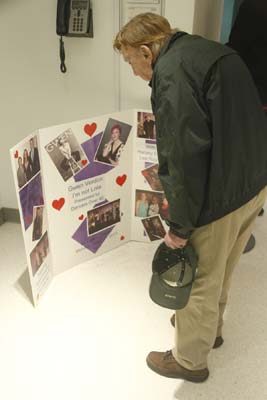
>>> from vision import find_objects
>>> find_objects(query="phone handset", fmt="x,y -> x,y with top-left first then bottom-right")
56,0 -> 71,36
57,0 -> 70,73
56,0 -> 94,73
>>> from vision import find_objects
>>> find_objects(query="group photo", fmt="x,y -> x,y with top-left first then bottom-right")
87,199 -> 121,236
16,136 -> 40,190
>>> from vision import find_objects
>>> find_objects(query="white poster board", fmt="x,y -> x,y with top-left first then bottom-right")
10,110 -> 169,306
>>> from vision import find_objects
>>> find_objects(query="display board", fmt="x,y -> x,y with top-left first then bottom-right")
10,110 -> 169,306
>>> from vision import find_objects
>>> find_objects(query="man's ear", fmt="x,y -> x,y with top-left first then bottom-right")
139,45 -> 153,61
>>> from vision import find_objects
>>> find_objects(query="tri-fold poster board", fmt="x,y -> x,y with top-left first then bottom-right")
10,110 -> 170,306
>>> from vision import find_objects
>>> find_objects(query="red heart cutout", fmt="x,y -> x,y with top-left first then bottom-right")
26,215 -> 31,224
14,150 -> 19,159
52,197 -> 65,211
81,159 -> 88,166
79,214 -> 84,220
84,123 -> 97,137
120,235 -> 125,241
116,174 -> 127,186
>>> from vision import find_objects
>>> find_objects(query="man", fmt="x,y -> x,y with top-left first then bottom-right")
143,114 -> 155,139
114,13 -> 267,383
29,138 -> 40,176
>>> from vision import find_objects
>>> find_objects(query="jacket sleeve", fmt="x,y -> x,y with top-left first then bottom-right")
152,64 -> 212,238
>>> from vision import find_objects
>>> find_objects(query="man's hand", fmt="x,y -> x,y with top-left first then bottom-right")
164,230 -> 188,249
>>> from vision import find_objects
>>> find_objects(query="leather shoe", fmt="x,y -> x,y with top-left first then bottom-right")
170,314 -> 224,349
146,350 -> 209,382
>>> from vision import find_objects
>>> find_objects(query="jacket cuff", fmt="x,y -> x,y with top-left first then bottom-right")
165,219 -> 193,239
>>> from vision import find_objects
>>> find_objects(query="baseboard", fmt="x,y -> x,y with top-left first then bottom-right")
0,208 -> 20,225
0,209 -> 4,225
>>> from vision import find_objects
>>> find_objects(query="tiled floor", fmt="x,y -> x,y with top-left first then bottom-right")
0,214 -> 267,400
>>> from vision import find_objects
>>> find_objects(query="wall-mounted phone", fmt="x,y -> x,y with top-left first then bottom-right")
56,0 -> 94,73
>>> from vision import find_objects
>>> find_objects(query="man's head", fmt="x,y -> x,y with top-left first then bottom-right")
30,138 -> 34,149
114,13 -> 175,81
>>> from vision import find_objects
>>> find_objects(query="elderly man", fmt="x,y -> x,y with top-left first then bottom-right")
114,13 -> 267,383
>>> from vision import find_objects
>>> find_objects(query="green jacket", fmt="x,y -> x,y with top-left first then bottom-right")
150,32 -> 267,238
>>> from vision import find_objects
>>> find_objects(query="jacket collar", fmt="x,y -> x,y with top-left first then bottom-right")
149,31 -> 188,87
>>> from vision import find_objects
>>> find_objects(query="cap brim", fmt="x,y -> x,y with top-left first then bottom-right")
149,273 -> 192,310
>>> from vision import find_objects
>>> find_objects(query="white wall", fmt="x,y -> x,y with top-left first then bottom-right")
0,0 -> 119,209
193,0 -> 224,41
1,0 -> 198,209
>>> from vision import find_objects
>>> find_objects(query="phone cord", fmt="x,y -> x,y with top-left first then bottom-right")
59,36 -> 67,73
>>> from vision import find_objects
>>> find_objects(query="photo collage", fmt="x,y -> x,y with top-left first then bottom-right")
135,112 -> 169,241
10,109 -> 169,305
13,135 -> 49,278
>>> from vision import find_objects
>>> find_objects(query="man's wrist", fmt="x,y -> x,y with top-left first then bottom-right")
165,219 -> 193,239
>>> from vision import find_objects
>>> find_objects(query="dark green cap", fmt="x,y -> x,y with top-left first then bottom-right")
149,242 -> 198,310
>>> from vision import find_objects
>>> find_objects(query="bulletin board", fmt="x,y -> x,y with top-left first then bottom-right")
10,110 -> 169,306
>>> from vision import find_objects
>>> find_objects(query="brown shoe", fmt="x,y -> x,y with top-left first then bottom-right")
146,350 -> 209,382
170,314 -> 224,349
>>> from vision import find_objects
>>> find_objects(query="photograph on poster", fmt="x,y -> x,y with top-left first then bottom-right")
135,189 -> 164,218
87,199 -> 121,236
32,206 -> 44,241
137,112 -> 156,139
19,173 -> 44,230
45,129 -> 88,181
15,136 -> 40,190
142,215 -> 166,241
141,163 -> 163,191
30,231 -> 49,276
94,118 -> 132,166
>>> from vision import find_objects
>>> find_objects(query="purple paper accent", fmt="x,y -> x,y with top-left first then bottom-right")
72,219 -> 114,253
145,139 -> 157,145
94,199 -> 108,208
144,162 -> 155,169
19,173 -> 44,230
74,133 -> 114,182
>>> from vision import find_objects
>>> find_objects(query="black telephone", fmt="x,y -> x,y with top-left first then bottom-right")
56,0 -> 93,73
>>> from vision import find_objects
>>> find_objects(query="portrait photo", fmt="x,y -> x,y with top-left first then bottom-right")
32,206 -> 44,242
30,232 -> 49,276
141,164 -> 163,191
137,112 -> 156,139
87,199 -> 121,236
94,118 -> 132,166
142,216 -> 166,241
45,129 -> 88,181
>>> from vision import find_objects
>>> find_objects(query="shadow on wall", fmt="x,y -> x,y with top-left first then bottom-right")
193,0 -> 224,41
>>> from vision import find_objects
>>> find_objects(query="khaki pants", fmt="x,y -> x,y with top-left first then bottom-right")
172,186 -> 267,370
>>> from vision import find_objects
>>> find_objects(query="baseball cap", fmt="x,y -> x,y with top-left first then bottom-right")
149,242 -> 198,310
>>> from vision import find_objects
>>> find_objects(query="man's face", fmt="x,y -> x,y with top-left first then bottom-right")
121,46 -> 153,81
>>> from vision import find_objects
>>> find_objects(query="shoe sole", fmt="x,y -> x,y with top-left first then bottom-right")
146,358 -> 209,383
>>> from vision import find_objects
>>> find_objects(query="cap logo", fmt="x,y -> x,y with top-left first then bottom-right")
164,294 -> 176,299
